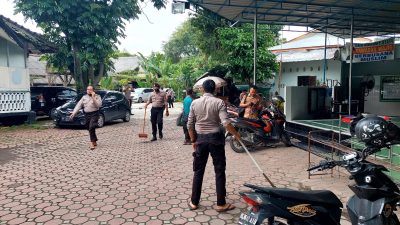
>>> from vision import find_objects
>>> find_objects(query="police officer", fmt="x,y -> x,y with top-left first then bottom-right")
187,79 -> 241,212
144,83 -> 169,141
70,85 -> 102,150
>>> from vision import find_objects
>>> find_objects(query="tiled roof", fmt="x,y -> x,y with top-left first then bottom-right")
0,15 -> 57,53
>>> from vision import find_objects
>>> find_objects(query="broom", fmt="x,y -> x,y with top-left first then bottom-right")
138,108 -> 148,138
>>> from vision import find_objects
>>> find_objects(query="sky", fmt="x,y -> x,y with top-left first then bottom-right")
0,0 -> 303,56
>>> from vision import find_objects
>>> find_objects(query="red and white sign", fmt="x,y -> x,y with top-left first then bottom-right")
352,38 -> 395,63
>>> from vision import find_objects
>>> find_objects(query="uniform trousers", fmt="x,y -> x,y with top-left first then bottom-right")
191,132 -> 226,206
150,107 -> 164,137
84,111 -> 99,142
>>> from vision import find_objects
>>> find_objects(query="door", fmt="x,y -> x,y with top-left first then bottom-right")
102,93 -> 118,120
114,92 -> 127,118
143,89 -> 153,101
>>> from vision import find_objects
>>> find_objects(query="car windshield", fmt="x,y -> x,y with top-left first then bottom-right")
72,92 -> 107,102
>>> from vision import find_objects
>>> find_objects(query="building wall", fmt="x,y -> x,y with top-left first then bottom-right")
272,59 -> 342,99
345,59 -> 400,116
0,34 -> 31,115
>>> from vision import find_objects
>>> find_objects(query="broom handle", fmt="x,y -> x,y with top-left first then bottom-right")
143,108 -> 147,133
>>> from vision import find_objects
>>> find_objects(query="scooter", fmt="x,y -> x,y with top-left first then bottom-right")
228,105 -> 291,153
238,117 -> 400,225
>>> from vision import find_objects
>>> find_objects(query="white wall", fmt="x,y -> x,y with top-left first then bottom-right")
285,86 -> 311,121
364,75 -> 400,117
273,59 -> 342,99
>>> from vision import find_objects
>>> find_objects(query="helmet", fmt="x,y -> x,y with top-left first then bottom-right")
354,117 -> 388,147
271,95 -> 285,107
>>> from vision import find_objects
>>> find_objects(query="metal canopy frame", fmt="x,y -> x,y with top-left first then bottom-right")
187,0 -> 400,38
188,0 -> 400,114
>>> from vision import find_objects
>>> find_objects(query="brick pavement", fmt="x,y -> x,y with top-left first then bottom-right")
0,103 -> 362,224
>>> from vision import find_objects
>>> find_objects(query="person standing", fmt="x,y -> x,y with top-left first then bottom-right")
70,86 -> 102,150
144,83 -> 169,141
240,85 -> 262,120
182,88 -> 194,145
167,89 -> 174,108
122,85 -> 132,114
187,79 -> 241,212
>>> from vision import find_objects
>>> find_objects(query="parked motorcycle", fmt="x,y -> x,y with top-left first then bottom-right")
238,116 -> 400,225
228,104 -> 291,153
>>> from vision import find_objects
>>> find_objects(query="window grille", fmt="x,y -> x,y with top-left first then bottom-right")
0,92 -> 30,113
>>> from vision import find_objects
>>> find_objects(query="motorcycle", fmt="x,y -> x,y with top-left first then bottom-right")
228,104 -> 292,153
238,117 -> 400,225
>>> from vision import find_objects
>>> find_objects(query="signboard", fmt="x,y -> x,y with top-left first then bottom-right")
353,38 -> 395,63
380,75 -> 400,102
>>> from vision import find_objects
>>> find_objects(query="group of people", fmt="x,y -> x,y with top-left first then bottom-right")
70,80 -> 255,213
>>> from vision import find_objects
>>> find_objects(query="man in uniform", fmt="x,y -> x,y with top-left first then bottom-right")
144,83 -> 169,141
122,84 -> 132,114
70,85 -> 102,150
187,79 -> 241,212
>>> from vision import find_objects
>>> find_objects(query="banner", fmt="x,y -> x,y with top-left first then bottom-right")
352,37 -> 395,63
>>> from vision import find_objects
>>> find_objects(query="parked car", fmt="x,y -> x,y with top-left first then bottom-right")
53,90 -> 131,128
131,88 -> 153,103
30,86 -> 78,118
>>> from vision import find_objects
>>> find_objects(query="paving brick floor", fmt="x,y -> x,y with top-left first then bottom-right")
0,103 -> 377,224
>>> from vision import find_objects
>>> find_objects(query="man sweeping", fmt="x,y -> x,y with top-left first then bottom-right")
144,83 -> 169,141
187,79 -> 240,212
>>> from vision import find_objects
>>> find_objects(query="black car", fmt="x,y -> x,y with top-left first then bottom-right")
31,86 -> 78,117
53,90 -> 131,127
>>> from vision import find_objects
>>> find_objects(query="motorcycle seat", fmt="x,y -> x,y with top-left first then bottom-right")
244,184 -> 343,207
238,118 -> 265,126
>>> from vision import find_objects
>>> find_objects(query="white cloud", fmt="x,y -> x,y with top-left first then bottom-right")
0,0 -> 188,56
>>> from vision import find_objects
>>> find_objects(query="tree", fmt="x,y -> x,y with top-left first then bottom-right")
15,0 -> 167,91
162,20 -> 199,63
217,24 -> 281,84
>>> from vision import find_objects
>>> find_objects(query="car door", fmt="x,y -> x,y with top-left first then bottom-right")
144,89 -> 153,102
114,92 -> 126,119
102,93 -> 118,121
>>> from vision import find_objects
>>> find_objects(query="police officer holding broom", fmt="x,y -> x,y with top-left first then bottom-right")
187,79 -> 241,212
144,83 -> 169,141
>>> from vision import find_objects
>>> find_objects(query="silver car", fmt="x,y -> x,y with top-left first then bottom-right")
131,88 -> 153,103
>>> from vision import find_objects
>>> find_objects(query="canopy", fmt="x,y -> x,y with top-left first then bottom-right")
187,0 -> 400,38
193,76 -> 227,91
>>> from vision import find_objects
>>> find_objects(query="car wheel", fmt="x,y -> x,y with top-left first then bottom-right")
123,110 -> 130,122
49,108 -> 57,119
97,114 -> 105,128
138,97 -> 143,103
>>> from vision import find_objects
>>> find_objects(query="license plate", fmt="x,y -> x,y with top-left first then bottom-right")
62,116 -> 72,122
238,211 -> 259,225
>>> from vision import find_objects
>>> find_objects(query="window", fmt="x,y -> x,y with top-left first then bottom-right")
298,76 -> 317,86
57,90 -> 77,100
310,67 -> 313,71
318,66 -> 321,71
0,38 -> 8,67
289,68 -> 292,72
303,67 -> 306,72
8,42 -> 25,68
283,68 -> 286,73
296,68 -> 299,72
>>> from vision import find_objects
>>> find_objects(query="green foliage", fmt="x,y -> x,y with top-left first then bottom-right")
217,23 -> 281,84
162,20 -> 199,63
99,76 -> 116,90
15,0 -> 167,91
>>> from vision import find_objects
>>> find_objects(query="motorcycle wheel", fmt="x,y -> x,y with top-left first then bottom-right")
383,214 -> 400,225
281,132 -> 292,147
229,138 -> 245,153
